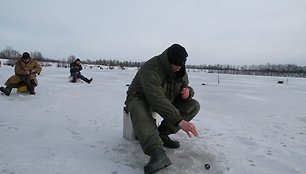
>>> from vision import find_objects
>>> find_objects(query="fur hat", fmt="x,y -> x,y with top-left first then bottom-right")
167,44 -> 188,66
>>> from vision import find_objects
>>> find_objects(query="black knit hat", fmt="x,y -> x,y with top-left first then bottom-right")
21,52 -> 31,60
167,44 -> 188,66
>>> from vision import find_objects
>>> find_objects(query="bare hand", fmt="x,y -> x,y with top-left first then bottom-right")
180,87 -> 190,99
178,120 -> 199,138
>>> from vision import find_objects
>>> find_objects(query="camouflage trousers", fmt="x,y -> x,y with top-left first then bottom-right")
126,97 -> 200,154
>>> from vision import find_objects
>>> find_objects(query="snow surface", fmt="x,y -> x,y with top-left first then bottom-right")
1,64 -> 306,174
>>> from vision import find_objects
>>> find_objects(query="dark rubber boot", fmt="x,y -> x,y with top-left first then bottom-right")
83,77 -> 93,84
0,86 -> 12,96
144,148 -> 172,174
160,134 -> 180,149
87,78 -> 93,84
158,125 -> 180,149
29,80 -> 36,95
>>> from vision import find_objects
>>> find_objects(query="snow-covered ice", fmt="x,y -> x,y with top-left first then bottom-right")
1,64 -> 306,174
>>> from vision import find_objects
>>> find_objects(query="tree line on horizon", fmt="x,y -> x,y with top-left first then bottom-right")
0,46 -> 143,68
187,64 -> 306,77
1,46 -> 305,77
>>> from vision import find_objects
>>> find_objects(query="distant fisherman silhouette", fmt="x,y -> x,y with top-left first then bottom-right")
69,58 -> 93,84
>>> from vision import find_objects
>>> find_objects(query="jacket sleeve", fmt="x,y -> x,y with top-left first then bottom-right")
139,69 -> 183,125
34,61 -> 42,74
15,61 -> 27,76
70,63 -> 82,73
70,63 -> 77,73
181,74 -> 194,98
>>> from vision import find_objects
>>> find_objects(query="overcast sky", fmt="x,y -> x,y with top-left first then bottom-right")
1,0 -> 306,65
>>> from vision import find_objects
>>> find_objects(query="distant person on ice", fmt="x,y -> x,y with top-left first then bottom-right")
124,44 -> 200,174
0,52 -> 42,96
69,58 -> 93,84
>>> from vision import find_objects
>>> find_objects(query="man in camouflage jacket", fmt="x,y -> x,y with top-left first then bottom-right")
125,44 -> 200,174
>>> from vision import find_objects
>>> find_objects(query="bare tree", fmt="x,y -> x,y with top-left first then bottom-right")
0,46 -> 21,59
30,51 -> 44,61
67,55 -> 76,63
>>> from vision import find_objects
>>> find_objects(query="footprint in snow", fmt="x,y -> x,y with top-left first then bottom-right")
280,142 -> 287,147
66,128 -> 83,141
248,159 -> 256,167
266,150 -> 273,155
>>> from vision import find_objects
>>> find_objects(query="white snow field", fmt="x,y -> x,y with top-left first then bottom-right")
0,64 -> 306,174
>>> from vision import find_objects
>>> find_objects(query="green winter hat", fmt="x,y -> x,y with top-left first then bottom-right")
167,44 -> 188,66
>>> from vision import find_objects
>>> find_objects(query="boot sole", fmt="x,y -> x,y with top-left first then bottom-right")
144,156 -> 172,174
0,88 -> 10,96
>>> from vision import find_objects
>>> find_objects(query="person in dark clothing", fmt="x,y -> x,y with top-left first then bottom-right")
70,58 -> 93,84
124,44 -> 200,174
0,52 -> 42,96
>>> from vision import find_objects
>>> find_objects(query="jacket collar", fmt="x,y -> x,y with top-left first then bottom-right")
21,58 -> 31,64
